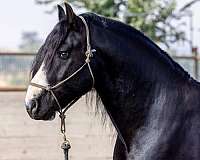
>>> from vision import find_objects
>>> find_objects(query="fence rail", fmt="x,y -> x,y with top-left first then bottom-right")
0,52 -> 36,56
0,52 -> 34,91
0,52 -> 199,91
0,87 -> 27,92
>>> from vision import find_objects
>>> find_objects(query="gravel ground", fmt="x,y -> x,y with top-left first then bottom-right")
0,92 -> 115,160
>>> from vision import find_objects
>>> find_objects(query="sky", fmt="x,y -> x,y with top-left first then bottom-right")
0,0 -> 200,53
0,0 -> 57,50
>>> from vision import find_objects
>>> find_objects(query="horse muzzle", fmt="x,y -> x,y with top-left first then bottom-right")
25,98 -> 56,120
25,98 -> 39,118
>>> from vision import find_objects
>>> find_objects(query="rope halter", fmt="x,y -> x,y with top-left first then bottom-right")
29,16 -> 95,116
28,16 -> 95,160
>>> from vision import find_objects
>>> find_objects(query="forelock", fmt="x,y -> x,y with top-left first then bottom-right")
31,20 -> 68,76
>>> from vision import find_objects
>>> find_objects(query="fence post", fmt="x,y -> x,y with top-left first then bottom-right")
193,47 -> 198,79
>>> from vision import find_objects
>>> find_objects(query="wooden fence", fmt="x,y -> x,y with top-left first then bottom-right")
0,52 -> 199,91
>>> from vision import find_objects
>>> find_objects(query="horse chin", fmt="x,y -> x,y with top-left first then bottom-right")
40,111 -> 56,121
28,106 -> 56,121
29,111 -> 56,121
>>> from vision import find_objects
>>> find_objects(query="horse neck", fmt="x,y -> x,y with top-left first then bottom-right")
89,18 -> 192,151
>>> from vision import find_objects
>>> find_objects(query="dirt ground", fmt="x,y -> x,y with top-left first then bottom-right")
0,92 -> 115,160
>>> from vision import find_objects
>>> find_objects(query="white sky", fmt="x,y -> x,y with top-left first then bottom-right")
0,0 -> 57,50
0,0 -> 200,53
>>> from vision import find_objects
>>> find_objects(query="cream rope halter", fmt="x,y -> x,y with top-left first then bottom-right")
29,16 -> 95,117
29,16 -> 95,160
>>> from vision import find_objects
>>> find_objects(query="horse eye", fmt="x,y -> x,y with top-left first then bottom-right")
59,51 -> 70,60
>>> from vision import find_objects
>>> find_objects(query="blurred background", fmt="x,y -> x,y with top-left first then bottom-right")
0,0 -> 200,159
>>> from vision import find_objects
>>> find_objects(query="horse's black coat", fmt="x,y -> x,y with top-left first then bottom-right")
27,4 -> 200,160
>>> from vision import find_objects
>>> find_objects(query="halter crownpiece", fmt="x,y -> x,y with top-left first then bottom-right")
29,16 -> 95,160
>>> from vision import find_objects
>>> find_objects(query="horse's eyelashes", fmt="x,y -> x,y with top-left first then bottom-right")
59,51 -> 70,60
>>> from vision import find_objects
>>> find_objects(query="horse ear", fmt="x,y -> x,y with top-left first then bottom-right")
64,3 -> 76,24
57,5 -> 65,21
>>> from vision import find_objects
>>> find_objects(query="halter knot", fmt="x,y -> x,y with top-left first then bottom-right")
85,56 -> 91,63
46,85 -> 52,91
85,49 -> 96,63
85,50 -> 93,57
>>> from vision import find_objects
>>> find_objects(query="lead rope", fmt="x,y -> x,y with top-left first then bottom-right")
29,16 -> 94,160
60,16 -> 93,160
60,113 -> 71,160
59,95 -> 81,160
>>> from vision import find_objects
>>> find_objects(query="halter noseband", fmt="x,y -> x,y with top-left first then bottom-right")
29,16 -> 95,117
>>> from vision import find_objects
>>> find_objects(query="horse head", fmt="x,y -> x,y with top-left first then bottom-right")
25,3 -> 96,120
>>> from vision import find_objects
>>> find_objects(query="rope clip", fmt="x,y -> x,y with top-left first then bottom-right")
61,139 -> 71,150
60,114 -> 66,134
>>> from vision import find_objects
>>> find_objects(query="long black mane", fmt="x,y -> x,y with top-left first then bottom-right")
82,13 -> 193,124
81,13 -> 190,80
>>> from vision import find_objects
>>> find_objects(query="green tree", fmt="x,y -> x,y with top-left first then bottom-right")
19,31 -> 42,52
34,0 -> 198,47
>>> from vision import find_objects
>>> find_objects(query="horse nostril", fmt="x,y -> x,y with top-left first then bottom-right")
26,99 -> 38,115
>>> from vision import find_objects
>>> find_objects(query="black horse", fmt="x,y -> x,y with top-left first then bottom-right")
25,3 -> 200,160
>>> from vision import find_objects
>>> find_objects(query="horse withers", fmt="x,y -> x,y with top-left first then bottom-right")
25,3 -> 200,160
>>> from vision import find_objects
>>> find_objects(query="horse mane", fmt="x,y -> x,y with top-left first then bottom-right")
81,13 -> 191,79
81,12 -> 192,126
85,89 -> 108,125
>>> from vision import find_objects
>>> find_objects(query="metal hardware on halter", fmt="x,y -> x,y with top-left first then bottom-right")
29,16 -> 95,160
61,139 -> 71,160
60,113 -> 71,160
